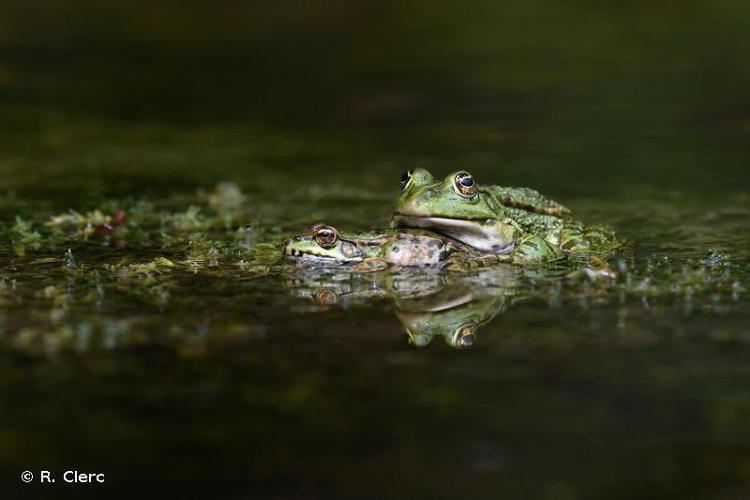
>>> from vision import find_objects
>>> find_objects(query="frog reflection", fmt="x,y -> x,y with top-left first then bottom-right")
286,267 -> 519,349
283,262 -> 454,310
394,286 -> 508,349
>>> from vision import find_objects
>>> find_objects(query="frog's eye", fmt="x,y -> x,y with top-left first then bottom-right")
400,170 -> 413,191
454,322 -> 477,348
314,226 -> 338,248
453,171 -> 477,197
314,288 -> 338,306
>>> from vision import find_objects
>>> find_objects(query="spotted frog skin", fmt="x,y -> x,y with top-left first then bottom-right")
283,224 -> 475,270
391,168 -> 620,256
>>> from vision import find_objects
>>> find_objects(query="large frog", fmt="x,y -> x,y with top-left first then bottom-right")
391,168 -> 620,256
283,223 -> 563,270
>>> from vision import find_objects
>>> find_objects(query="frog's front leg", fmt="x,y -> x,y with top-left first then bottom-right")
513,235 -> 565,264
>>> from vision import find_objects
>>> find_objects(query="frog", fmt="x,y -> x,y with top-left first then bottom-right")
283,223 -> 477,271
283,223 -> 564,271
391,168 -> 620,257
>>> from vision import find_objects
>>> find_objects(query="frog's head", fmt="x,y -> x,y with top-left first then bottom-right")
283,224 -> 364,264
396,306 -> 484,350
391,168 -> 515,253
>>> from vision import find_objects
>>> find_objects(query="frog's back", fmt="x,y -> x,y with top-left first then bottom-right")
482,185 -> 571,217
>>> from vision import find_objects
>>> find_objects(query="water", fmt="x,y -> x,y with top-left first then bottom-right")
1,1 -> 749,497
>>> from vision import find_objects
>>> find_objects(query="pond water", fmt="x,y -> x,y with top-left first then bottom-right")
1,1 -> 749,497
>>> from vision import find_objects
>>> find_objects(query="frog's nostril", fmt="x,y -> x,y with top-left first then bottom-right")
428,189 -> 439,197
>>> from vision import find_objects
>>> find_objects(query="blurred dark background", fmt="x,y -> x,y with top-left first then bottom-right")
0,0 -> 748,207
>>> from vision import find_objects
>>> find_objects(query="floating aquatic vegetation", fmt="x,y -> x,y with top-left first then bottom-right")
183,239 -> 222,271
565,250 -> 744,311
234,242 -> 282,277
0,183 -> 261,257
7,216 -> 42,255
162,205 -> 211,232
45,209 -> 109,231
108,257 -> 177,278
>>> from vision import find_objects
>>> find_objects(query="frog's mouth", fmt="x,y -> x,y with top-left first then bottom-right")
391,215 -> 514,254
282,239 -> 363,263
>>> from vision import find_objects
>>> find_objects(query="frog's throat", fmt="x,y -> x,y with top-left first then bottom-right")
390,215 -> 514,254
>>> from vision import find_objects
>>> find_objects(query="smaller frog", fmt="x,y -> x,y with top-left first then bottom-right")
283,223 -> 564,271
283,224 -> 474,271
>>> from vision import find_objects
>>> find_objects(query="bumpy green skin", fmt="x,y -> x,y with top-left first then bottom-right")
513,234 -> 565,262
283,227 -> 472,269
391,168 -> 619,257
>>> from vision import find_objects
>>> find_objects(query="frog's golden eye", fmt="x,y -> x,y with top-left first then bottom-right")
400,170 -> 413,191
314,226 -> 338,248
453,171 -> 477,197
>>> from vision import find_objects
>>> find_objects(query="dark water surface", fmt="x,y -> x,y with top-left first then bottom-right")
1,1 -> 749,498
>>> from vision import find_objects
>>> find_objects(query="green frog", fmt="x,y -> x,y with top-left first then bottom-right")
391,168 -> 620,257
283,223 -> 563,270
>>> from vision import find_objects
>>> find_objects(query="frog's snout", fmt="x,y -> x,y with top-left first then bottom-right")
282,238 -> 294,256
